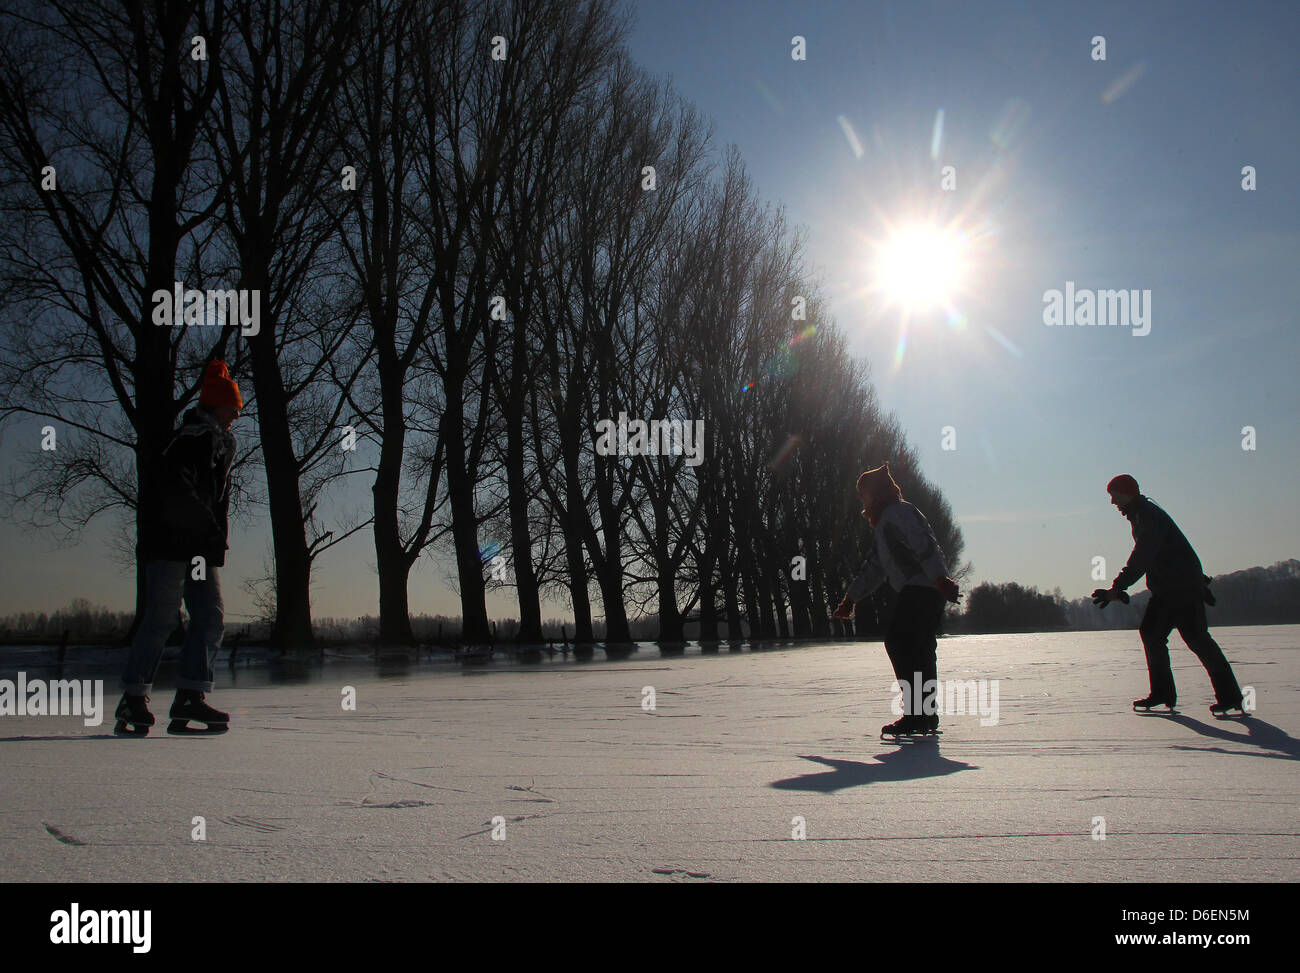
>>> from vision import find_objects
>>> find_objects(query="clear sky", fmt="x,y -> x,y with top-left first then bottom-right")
2,0 -> 1297,623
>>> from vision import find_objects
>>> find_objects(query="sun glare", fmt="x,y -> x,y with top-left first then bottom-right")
874,224 -> 967,312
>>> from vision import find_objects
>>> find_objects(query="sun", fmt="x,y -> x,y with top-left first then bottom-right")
873,223 -> 967,312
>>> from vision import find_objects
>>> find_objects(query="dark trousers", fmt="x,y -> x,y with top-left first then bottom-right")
884,584 -> 945,716
121,561 -> 224,695
1138,588 -> 1241,705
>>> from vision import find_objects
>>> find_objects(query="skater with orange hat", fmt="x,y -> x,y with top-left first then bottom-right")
833,463 -> 961,738
115,360 -> 243,736
1092,474 -> 1245,718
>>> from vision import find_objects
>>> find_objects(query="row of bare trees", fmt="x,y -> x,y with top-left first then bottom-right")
0,0 -> 963,649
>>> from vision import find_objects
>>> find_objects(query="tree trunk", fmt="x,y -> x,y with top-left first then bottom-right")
772,579 -> 789,638
562,517 -> 594,642
442,377 -> 491,643
741,564 -> 761,639
504,342 -> 543,643
373,362 -> 415,644
807,534 -> 830,638
589,469 -> 631,644
721,551 -> 743,639
697,548 -> 719,641
592,545 -> 631,644
559,439 -> 595,642
656,547 -> 684,642
248,323 -> 315,650
789,569 -> 811,637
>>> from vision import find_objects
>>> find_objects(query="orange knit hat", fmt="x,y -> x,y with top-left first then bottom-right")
199,359 -> 243,409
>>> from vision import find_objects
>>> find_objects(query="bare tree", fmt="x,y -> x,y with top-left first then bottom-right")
332,0 -> 453,646
203,0 -> 368,648
0,0 -> 231,635
481,0 -> 626,643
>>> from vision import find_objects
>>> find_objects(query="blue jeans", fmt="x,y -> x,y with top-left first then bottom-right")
121,561 -> 224,694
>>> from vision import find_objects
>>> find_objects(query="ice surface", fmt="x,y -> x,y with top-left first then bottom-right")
1,626 -> 1295,882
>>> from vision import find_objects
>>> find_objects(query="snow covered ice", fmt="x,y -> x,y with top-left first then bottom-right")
2,626 -> 1295,882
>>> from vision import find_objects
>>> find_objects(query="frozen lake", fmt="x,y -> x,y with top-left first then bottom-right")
1,625 -> 1296,881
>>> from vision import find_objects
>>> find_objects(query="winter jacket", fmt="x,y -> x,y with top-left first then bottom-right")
846,500 -> 951,601
1112,496 -> 1209,596
139,407 -> 236,567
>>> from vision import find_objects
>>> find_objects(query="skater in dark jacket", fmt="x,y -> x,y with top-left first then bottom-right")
832,463 -> 960,736
1091,474 -> 1244,716
115,360 -> 242,736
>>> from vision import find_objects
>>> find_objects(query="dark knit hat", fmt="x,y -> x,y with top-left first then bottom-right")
857,463 -> 903,525
1106,473 -> 1139,497
199,360 -> 242,410
857,463 -> 901,499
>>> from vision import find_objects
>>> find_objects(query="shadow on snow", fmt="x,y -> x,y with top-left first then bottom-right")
769,747 -> 978,793
1164,714 -> 1300,761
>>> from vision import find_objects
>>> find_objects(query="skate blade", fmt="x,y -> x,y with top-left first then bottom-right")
1211,710 -> 1249,720
166,719 -> 228,735
113,720 -> 150,737
1133,705 -> 1177,714
881,731 -> 942,740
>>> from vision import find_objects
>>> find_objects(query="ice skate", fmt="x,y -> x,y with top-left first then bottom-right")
113,693 -> 154,737
881,714 -> 941,739
1210,699 -> 1248,720
1133,694 -> 1177,714
167,690 -> 229,735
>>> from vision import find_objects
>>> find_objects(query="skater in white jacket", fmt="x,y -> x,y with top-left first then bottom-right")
833,463 -> 960,736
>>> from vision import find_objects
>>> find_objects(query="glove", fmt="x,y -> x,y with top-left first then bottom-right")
832,596 -> 855,620
1091,587 -> 1130,609
936,576 -> 959,603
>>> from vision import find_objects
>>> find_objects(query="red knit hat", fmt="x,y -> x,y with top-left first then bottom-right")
1106,473 -> 1139,497
199,360 -> 243,409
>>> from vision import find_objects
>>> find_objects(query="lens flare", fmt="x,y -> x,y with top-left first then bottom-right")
741,327 -> 819,392
768,434 -> 803,472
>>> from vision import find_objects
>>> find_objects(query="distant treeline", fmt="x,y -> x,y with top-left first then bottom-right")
0,605 -> 658,646
949,559 -> 1300,634
0,598 -> 244,645
1059,559 -> 1300,630
948,582 -> 1070,634
6,560 -> 1296,644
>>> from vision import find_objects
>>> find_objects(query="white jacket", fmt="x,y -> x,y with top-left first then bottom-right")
846,501 -> 950,600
